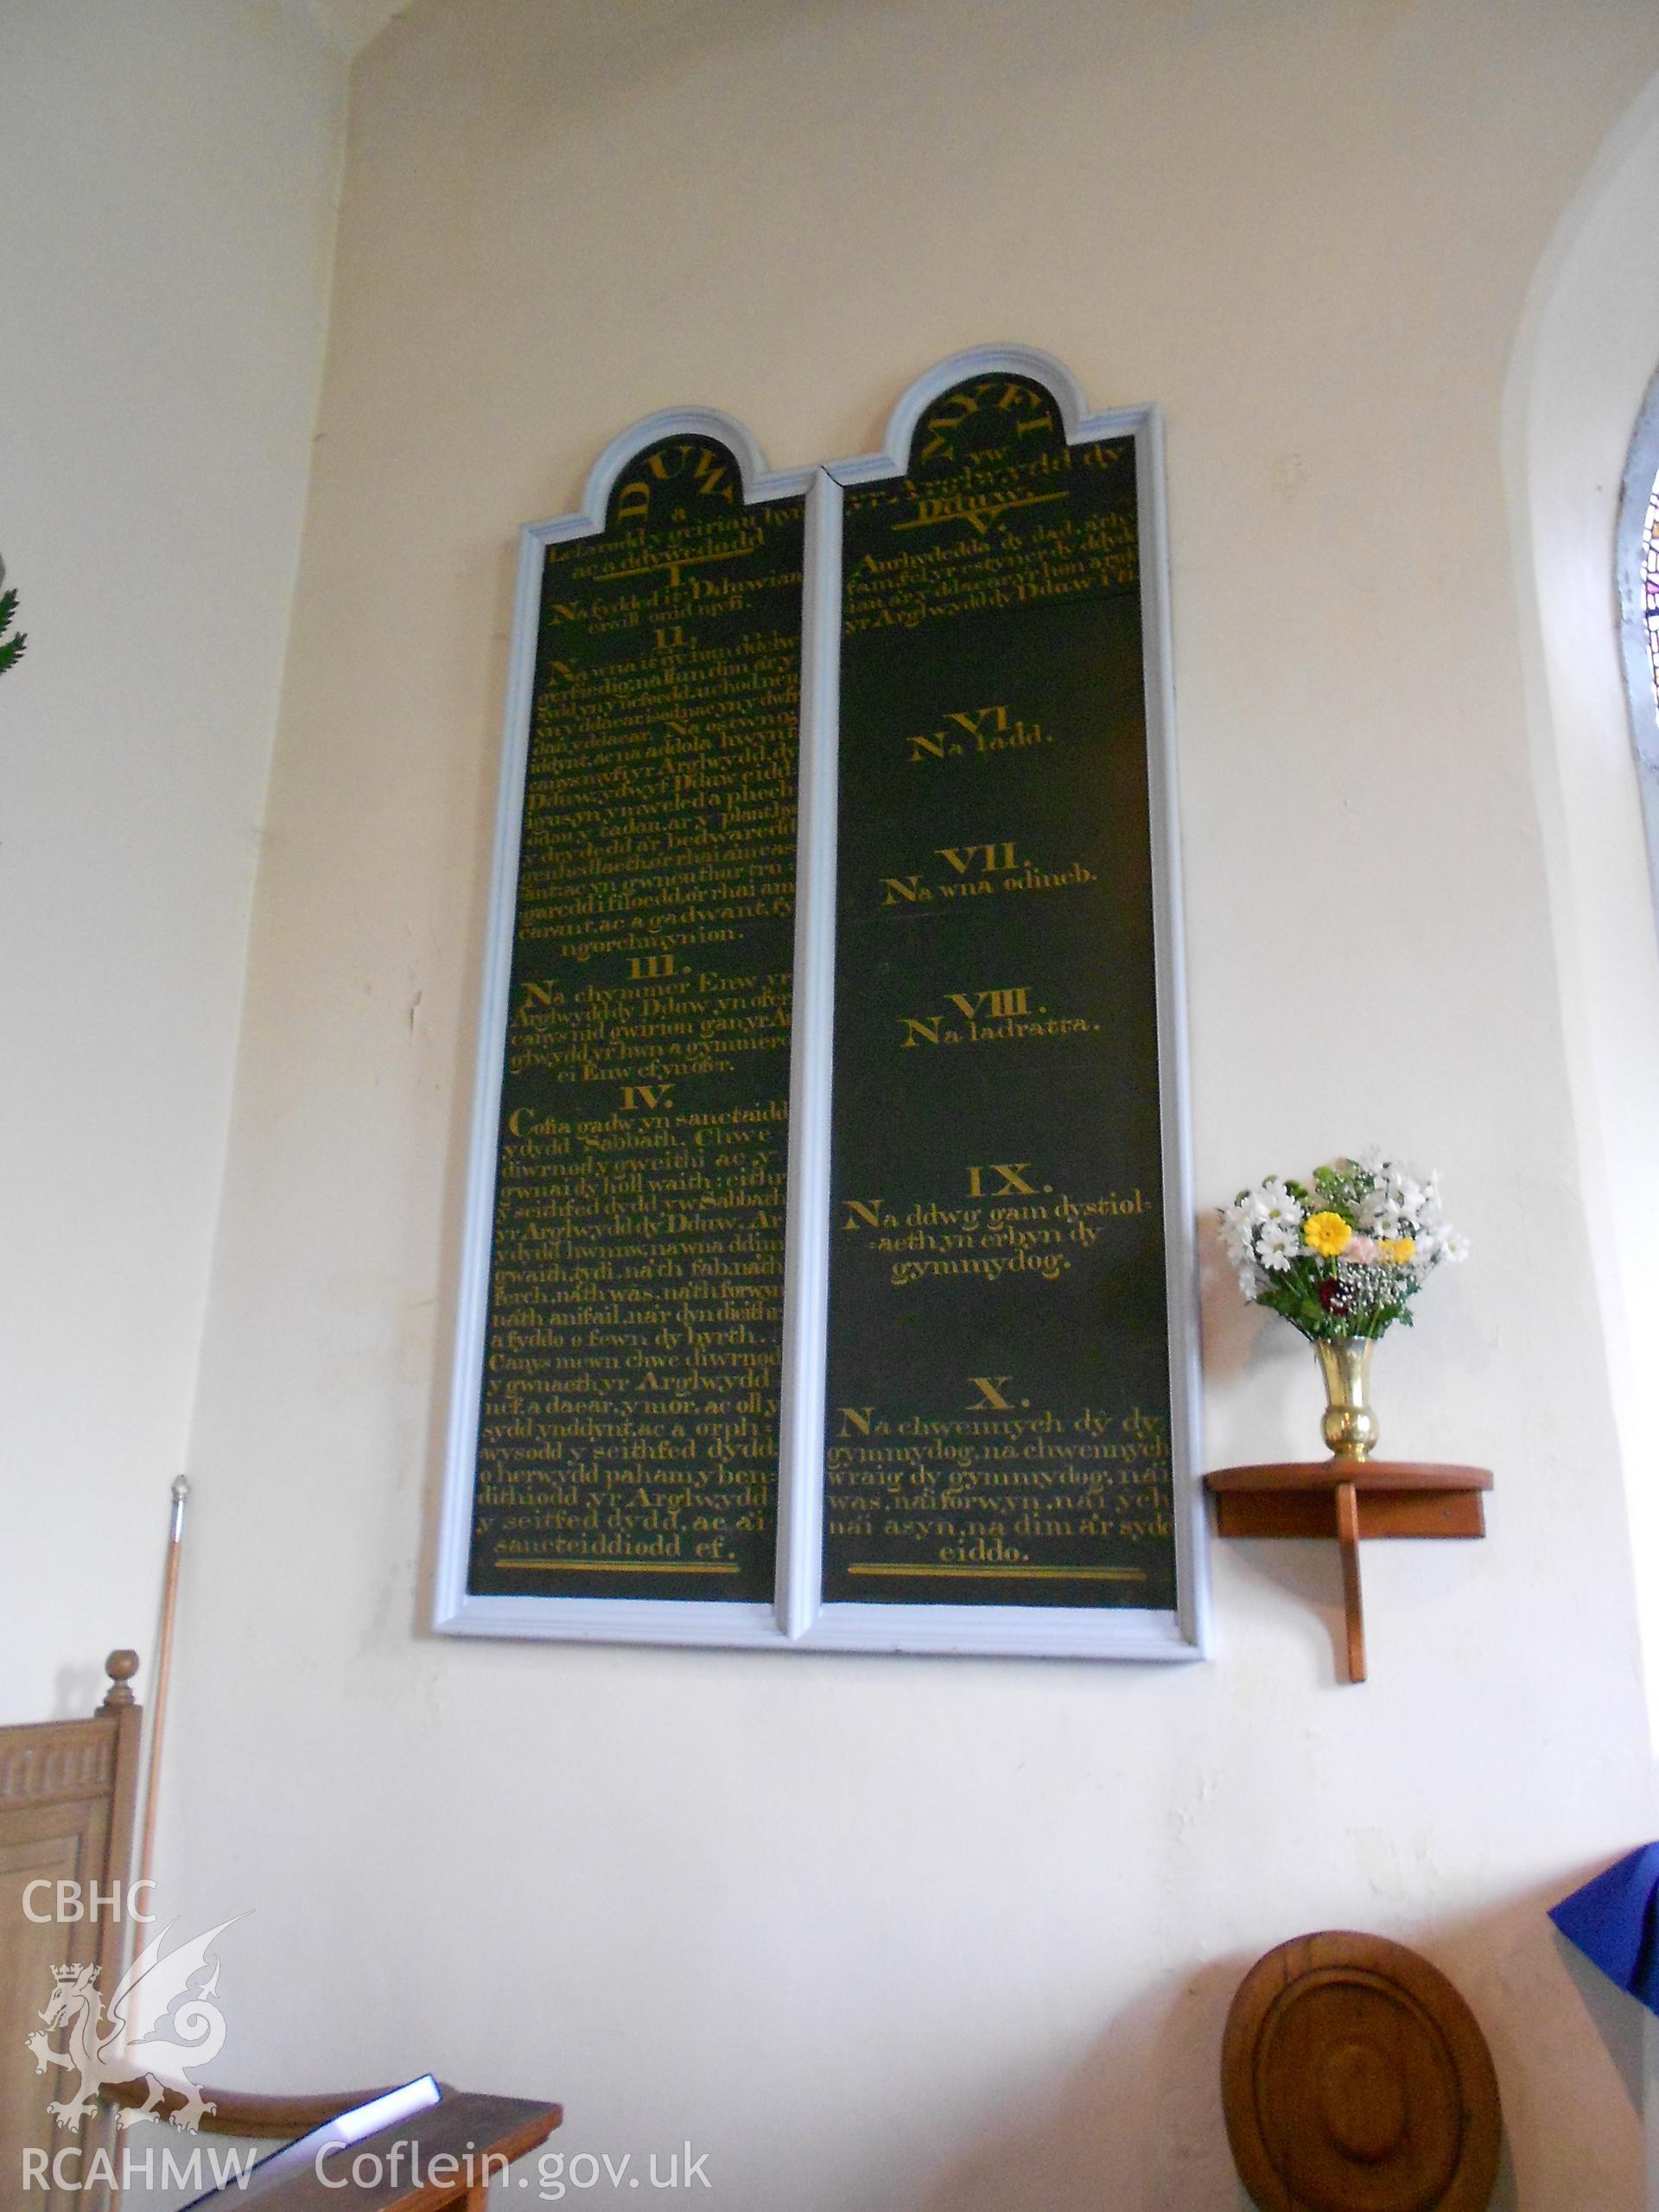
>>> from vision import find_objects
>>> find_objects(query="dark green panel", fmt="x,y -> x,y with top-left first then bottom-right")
823,375 -> 1176,1611
467,435 -> 803,1605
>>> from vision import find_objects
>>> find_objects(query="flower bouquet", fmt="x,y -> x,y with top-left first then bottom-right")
1221,1154 -> 1466,1341
1219,1153 -> 1467,1459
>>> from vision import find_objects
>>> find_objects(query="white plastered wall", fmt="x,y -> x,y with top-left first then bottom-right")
0,1 -> 345,1722
1504,66 -> 1659,2209
124,1 -> 1659,2206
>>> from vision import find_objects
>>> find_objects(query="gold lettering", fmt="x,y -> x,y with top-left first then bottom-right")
967,1162 -> 1037,1198
692,446 -> 734,502
918,391 -> 978,461
944,706 -> 1007,738
881,875 -> 930,905
937,842 -> 1020,875
967,1376 -> 1014,1411
996,381 -> 1049,434
944,986 -> 1030,1020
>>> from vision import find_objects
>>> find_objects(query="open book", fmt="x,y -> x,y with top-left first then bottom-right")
179,2075 -> 441,2206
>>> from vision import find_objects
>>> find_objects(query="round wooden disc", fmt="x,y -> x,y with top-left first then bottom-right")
1222,1931 -> 1501,2212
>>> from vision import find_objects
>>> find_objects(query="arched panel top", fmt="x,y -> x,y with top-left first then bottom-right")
601,428 -> 751,533
828,345 -> 1154,487
535,407 -> 815,550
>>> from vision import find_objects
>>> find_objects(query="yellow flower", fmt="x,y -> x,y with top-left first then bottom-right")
1379,1236 -> 1415,1265
1303,1211 -> 1352,1258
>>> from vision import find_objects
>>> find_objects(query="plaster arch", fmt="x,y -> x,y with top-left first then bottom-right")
1505,64 -> 1659,1744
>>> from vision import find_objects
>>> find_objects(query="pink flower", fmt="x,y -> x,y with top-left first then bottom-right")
1344,1235 -> 1378,1263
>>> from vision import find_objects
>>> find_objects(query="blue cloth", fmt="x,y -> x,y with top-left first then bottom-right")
1550,1844 -> 1659,2015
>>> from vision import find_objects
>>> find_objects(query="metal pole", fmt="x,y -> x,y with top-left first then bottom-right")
105,1477 -> 189,2212
137,1474 -> 190,1903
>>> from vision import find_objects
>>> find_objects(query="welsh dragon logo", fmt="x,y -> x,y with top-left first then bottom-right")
26,1920 -> 236,2133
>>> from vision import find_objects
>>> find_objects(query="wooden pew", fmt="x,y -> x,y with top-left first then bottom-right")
2,1653 -> 143,2212
4,1654 -> 561,2209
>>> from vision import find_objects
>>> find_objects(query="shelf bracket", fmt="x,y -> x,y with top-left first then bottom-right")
1204,1459 -> 1492,1684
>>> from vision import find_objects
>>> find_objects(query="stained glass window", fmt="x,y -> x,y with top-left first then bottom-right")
1628,376 -> 1659,756
1617,383 -> 1659,886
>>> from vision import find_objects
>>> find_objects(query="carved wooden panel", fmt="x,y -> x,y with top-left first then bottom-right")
0,1726 -> 117,1808
1222,1930 -> 1502,2212
0,1662 -> 142,2212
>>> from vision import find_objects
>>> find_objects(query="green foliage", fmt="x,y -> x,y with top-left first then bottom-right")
1249,1251 -> 1416,1344
1309,1159 -> 1374,1217
0,588 -> 26,676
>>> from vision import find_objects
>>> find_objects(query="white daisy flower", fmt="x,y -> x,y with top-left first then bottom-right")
1257,1178 -> 1304,1227
1388,1166 -> 1433,1223
1360,1195 -> 1403,1238
1219,1206 -> 1257,1265
1258,1218 -> 1300,1270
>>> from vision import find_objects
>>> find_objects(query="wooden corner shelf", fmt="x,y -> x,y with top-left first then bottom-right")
1204,1459 -> 1492,1684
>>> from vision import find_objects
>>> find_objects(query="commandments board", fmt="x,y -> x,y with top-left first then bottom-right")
462,429 -> 807,1608
437,352 -> 1206,1661
823,377 -> 1174,1612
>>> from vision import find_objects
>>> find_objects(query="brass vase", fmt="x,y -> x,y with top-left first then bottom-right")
1314,1338 -> 1378,1462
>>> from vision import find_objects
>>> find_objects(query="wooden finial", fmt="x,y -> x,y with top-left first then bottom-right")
100,1649 -> 140,1710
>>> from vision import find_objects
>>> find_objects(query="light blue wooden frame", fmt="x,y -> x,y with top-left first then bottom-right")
433,346 -> 1209,1661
